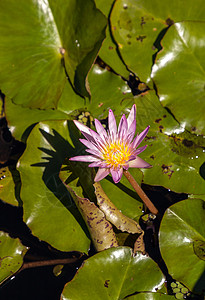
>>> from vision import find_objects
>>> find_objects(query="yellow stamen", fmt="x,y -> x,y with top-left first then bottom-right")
102,142 -> 131,168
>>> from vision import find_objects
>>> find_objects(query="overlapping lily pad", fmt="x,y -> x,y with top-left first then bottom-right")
159,198 -> 205,294
94,0 -> 130,78
87,64 -> 133,120
18,120 -> 90,252
109,0 -> 205,82
132,91 -> 205,194
152,21 -> 205,135
0,0 -> 106,109
5,80 -> 86,141
0,232 -> 27,283
62,247 -> 164,300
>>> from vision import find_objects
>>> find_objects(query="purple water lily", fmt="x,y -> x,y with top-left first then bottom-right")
70,104 -> 151,183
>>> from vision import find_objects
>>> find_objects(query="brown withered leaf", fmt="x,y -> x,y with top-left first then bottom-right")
65,184 -> 118,252
94,182 -> 145,254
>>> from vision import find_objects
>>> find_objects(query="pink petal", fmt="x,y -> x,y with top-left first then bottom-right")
123,164 -> 129,170
86,148 -> 103,158
126,119 -> 136,143
94,168 -> 110,182
128,155 -> 137,161
127,104 -> 136,129
128,156 -> 152,168
108,109 -> 117,142
132,126 -> 150,148
89,161 -> 108,168
79,139 -> 100,152
132,145 -> 147,156
88,128 -> 106,149
79,130 -> 96,144
118,114 -> 128,141
73,120 -> 90,135
110,167 -> 123,183
94,119 -> 108,142
69,155 -> 100,162
74,120 -> 105,147
82,131 -> 105,151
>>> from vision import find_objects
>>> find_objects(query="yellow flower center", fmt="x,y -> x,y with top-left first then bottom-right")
102,142 -> 131,168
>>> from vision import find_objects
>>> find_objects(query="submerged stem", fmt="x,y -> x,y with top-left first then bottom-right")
123,170 -> 159,216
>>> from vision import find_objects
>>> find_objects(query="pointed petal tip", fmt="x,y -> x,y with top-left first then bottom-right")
132,103 -> 136,112
128,156 -> 152,169
73,119 -> 90,134
94,168 -> 110,182
110,167 -> 123,184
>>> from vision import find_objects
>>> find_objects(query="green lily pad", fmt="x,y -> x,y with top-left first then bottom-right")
18,120 -> 90,252
0,232 -> 27,284
94,0 -> 130,78
110,0 -> 165,83
87,63 -> 133,120
62,247 -> 164,300
125,293 -> 175,299
159,199 -> 205,294
94,0 -> 113,16
5,80 -> 86,141
133,91 -> 205,194
99,27 -> 130,79
0,167 -> 18,206
0,0 -> 106,108
110,0 -> 205,83
152,21 -> 205,135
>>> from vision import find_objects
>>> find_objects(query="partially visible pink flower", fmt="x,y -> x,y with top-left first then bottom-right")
70,105 -> 151,183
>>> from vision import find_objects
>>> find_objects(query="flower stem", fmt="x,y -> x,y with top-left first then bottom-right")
123,170 -> 159,216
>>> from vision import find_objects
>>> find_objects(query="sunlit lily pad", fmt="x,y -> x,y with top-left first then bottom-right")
0,232 -> 27,284
152,21 -> 205,135
159,199 -> 205,294
0,0 -> 106,108
62,247 -> 164,300
110,0 -> 205,83
95,0 -> 130,78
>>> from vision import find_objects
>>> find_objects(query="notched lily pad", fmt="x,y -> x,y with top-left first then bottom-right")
0,0 -> 107,108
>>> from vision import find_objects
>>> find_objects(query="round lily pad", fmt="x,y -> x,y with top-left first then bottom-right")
0,232 -> 27,284
159,198 -> 205,294
62,247 -> 164,300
